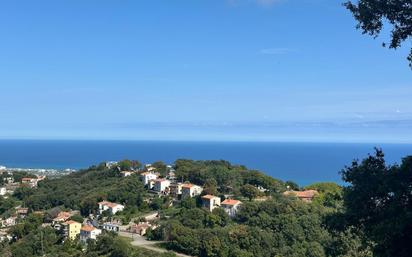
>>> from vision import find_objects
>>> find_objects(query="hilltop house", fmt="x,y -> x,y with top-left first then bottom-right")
153,179 -> 171,193
221,199 -> 242,217
140,172 -> 158,186
0,187 -> 6,196
120,171 -> 133,177
80,225 -> 101,242
21,178 -> 37,188
283,190 -> 319,202
98,201 -> 125,215
201,195 -> 221,212
63,220 -> 82,240
181,183 -> 203,198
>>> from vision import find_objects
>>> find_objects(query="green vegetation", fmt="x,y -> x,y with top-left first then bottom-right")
1,151 -> 411,257
345,0 -> 412,66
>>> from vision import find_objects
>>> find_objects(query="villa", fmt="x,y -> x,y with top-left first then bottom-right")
283,190 -> 319,202
62,220 -> 82,240
181,183 -> 203,198
221,199 -> 242,217
80,225 -> 101,242
201,195 -> 221,212
140,172 -> 158,185
98,201 -> 125,215
153,178 -> 171,193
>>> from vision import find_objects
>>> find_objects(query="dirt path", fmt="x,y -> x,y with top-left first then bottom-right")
119,231 -> 193,257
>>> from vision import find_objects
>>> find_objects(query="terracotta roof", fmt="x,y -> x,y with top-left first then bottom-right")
182,183 -> 193,188
81,225 -> 96,232
53,211 -> 71,221
21,178 -> 35,181
221,199 -> 241,206
283,190 -> 318,199
201,195 -> 218,200
63,220 -> 80,225
99,201 -> 122,208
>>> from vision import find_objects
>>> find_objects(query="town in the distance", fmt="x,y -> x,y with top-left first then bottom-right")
0,160 -> 320,255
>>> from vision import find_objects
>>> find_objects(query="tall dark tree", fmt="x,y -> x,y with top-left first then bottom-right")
345,0 -> 412,67
341,149 -> 412,257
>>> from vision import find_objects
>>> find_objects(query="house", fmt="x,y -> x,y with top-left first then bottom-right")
120,171 -> 133,177
169,182 -> 183,196
221,199 -> 242,217
52,211 -> 72,224
153,179 -> 171,193
105,161 -> 118,168
283,190 -> 319,202
1,216 -> 16,227
140,172 -> 158,185
129,222 -> 156,236
98,201 -> 125,215
0,187 -> 6,196
201,195 -> 221,212
21,177 -> 37,188
102,222 -> 120,232
80,225 -> 101,242
15,207 -> 28,219
181,183 -> 203,198
62,220 -> 82,240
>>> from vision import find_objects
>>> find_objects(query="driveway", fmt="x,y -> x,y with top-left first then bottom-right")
119,231 -> 193,257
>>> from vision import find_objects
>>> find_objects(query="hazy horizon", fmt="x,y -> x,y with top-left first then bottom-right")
1,0 -> 411,143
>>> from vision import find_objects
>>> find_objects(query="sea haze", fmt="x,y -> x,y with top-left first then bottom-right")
0,140 -> 411,186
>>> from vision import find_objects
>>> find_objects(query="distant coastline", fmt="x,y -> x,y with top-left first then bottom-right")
0,140 -> 412,186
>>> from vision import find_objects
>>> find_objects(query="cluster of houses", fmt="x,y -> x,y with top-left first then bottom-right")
0,162 -> 320,245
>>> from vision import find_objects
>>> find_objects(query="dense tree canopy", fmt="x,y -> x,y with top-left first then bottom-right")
341,149 -> 412,257
345,0 -> 412,67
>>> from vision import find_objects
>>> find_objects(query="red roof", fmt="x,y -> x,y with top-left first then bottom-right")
63,220 -> 80,225
81,225 -> 96,232
182,183 -> 193,188
221,199 -> 241,206
201,195 -> 218,200
283,190 -> 318,199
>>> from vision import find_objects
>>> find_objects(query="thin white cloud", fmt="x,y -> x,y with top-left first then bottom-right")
259,47 -> 296,55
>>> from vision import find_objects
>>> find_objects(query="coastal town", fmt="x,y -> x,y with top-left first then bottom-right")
0,161 -> 320,255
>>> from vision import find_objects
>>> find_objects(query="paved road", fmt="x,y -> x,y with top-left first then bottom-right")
119,231 -> 193,257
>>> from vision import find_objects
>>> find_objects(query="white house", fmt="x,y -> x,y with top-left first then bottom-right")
98,201 -> 125,215
153,179 -> 171,193
0,187 -> 6,196
102,222 -> 120,232
181,183 -> 203,198
221,199 -> 242,217
201,195 -> 221,212
80,225 -> 102,242
140,172 -> 158,185
120,171 -> 133,177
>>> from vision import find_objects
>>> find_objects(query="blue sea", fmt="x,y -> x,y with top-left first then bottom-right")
0,140 -> 411,186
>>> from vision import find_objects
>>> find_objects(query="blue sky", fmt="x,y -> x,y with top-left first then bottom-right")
0,0 -> 411,142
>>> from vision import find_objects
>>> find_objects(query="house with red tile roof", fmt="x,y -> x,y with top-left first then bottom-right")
283,190 -> 319,202
80,225 -> 101,242
221,199 -> 242,217
181,183 -> 203,198
98,201 -> 125,215
201,195 -> 221,212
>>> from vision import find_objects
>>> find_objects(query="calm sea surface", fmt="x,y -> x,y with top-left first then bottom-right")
0,140 -> 411,186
